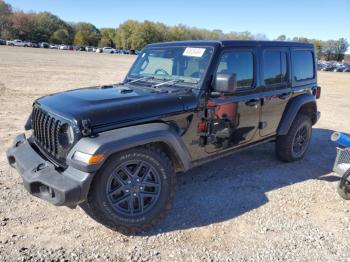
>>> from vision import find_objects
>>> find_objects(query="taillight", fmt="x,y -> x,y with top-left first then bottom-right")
313,86 -> 321,99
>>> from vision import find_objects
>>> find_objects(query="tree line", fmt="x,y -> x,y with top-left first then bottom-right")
0,0 -> 348,61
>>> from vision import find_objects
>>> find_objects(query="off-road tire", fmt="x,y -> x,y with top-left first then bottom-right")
82,146 -> 176,234
276,114 -> 312,162
337,170 -> 350,200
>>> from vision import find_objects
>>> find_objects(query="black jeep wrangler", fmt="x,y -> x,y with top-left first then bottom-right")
7,40 -> 321,233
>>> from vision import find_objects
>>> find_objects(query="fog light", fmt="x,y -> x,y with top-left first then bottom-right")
73,151 -> 104,165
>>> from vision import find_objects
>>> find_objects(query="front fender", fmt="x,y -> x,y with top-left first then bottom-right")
67,123 -> 192,173
277,93 -> 318,136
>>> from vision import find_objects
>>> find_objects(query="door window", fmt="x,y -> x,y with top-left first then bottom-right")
216,51 -> 254,89
292,50 -> 315,81
263,51 -> 288,85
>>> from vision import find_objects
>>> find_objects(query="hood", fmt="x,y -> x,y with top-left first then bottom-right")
36,84 -> 195,131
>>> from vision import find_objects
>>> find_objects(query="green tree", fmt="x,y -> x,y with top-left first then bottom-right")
99,28 -> 116,47
334,38 -> 349,61
73,22 -> 100,46
115,20 -> 141,49
73,31 -> 88,46
32,12 -> 70,42
9,11 -> 36,40
50,28 -> 70,44
0,0 -> 12,38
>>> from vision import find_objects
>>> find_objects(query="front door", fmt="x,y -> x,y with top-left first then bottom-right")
203,48 -> 261,153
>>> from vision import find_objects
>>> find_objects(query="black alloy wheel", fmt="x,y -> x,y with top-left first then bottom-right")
106,160 -> 161,217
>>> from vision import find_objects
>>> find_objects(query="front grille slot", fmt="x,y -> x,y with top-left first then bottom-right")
32,107 -> 61,156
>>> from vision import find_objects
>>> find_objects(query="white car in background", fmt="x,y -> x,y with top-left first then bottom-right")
59,44 -> 69,50
50,44 -> 59,49
97,47 -> 116,54
7,39 -> 30,47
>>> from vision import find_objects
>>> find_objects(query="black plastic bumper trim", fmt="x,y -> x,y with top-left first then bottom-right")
6,134 -> 94,206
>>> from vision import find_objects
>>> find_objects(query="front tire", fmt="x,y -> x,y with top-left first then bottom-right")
83,146 -> 176,234
276,114 -> 312,162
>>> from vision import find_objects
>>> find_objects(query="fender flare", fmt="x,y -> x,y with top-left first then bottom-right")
277,93 -> 317,136
67,123 -> 192,173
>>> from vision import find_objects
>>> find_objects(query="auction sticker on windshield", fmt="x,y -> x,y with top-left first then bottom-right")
183,47 -> 206,57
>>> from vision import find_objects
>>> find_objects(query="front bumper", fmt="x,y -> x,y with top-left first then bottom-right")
6,134 -> 94,207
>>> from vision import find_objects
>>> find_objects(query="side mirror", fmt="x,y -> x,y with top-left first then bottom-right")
214,73 -> 237,94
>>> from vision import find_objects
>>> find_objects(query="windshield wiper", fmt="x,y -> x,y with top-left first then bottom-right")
152,79 -> 185,88
124,76 -> 154,84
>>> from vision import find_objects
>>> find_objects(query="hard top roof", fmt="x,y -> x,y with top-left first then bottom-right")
146,40 -> 313,48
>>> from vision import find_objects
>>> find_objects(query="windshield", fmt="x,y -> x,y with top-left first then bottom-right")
127,46 -> 213,87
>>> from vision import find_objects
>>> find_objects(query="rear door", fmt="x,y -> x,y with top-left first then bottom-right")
259,47 -> 291,137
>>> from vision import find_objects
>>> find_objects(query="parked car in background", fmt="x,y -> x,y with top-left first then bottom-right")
59,44 -> 69,50
334,65 -> 346,72
0,39 -> 6,45
30,42 -> 40,48
40,42 -> 49,48
321,64 -> 336,71
50,44 -> 59,49
118,49 -> 128,54
7,39 -> 30,47
75,46 -> 86,51
85,46 -> 94,52
98,47 -> 116,53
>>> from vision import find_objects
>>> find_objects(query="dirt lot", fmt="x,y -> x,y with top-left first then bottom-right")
0,46 -> 350,261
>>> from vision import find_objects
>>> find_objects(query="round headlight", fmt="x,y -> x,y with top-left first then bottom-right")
58,124 -> 75,148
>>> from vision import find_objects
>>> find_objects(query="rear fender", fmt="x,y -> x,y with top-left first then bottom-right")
277,93 -> 318,136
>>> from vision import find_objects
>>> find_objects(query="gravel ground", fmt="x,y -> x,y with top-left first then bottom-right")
0,46 -> 349,261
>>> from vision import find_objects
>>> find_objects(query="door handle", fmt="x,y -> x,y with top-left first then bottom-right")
245,99 -> 260,107
278,92 -> 292,100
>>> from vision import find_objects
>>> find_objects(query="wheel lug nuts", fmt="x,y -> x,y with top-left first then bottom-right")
140,187 -> 144,190
136,179 -> 140,182
127,180 -> 131,184
133,193 -> 137,197
125,189 -> 129,193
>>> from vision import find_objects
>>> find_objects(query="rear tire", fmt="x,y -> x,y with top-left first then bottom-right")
337,170 -> 350,200
276,114 -> 312,162
82,146 -> 176,234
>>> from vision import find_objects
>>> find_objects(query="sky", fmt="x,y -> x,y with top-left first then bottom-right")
5,0 -> 350,42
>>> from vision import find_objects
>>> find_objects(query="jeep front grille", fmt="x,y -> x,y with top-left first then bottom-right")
32,107 -> 61,156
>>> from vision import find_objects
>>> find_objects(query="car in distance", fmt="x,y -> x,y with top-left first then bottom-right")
30,42 -> 40,48
75,46 -> 86,51
49,44 -> 59,49
7,40 -> 321,234
7,39 -> 30,47
0,39 -> 6,45
59,44 -> 69,50
321,64 -> 335,71
85,46 -> 94,52
97,47 -> 116,53
40,42 -> 49,48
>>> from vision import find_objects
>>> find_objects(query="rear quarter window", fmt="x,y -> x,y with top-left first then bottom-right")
292,50 -> 315,81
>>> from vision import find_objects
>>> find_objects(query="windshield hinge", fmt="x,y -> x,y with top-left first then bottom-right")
81,119 -> 92,136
